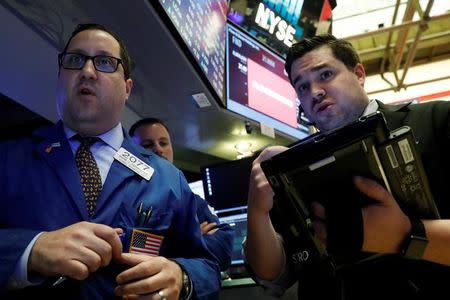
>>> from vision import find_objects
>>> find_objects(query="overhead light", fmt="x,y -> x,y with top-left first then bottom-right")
234,141 -> 253,159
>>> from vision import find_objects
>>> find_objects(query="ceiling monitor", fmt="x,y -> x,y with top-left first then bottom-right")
227,0 -> 335,58
226,23 -> 309,140
152,0 -> 228,105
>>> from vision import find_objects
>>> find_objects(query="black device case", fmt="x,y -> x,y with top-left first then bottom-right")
261,111 -> 439,273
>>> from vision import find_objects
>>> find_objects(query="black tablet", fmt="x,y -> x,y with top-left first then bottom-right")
260,112 -> 439,269
262,111 -> 438,220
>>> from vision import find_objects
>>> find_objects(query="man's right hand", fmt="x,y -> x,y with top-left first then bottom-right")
245,146 -> 288,280
247,146 -> 288,216
28,221 -> 123,280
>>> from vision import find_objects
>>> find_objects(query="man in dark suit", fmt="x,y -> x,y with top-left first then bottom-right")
0,23 -> 220,299
245,34 -> 450,299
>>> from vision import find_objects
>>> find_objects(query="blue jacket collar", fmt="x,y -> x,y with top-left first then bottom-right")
32,121 -> 155,219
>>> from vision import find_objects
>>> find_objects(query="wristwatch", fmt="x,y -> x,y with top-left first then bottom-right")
169,259 -> 193,299
400,217 -> 428,259
180,269 -> 192,300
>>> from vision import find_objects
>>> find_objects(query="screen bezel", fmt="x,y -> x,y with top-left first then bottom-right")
200,155 -> 254,215
150,1 -> 227,107
225,22 -> 309,140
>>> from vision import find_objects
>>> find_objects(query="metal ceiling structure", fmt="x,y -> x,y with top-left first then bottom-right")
345,0 -> 450,94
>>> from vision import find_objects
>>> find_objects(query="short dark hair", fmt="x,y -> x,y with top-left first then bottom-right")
59,23 -> 133,79
285,34 -> 361,84
128,117 -> 170,137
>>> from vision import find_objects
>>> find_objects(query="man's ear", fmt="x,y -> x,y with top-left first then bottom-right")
125,78 -> 133,100
354,63 -> 366,87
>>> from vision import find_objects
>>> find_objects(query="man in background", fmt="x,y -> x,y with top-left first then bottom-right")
129,117 -> 234,271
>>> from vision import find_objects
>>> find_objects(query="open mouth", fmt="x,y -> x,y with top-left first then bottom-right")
316,102 -> 332,113
79,87 -> 95,96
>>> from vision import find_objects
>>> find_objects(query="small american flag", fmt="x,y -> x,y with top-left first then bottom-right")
129,229 -> 164,256
45,142 -> 61,154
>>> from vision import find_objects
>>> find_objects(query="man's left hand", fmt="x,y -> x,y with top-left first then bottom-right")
354,176 -> 411,253
200,221 -> 218,235
115,254 -> 183,300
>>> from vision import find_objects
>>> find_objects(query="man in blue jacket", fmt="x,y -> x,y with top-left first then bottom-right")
0,23 -> 221,299
129,117 -> 233,271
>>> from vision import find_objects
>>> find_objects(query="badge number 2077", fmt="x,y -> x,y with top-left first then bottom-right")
114,147 -> 154,181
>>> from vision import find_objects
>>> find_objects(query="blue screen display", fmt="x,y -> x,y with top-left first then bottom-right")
158,0 -> 228,102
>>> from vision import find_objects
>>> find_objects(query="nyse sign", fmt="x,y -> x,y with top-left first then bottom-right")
254,1 -> 304,47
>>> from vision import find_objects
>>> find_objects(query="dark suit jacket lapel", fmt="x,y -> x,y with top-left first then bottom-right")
33,121 -> 88,219
377,100 -> 411,131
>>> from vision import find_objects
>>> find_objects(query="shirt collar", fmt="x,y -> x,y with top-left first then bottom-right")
63,122 -> 124,151
362,99 -> 379,116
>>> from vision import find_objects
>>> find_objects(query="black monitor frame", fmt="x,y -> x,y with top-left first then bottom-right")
226,22 -> 309,139
200,156 -> 254,215
150,0 -> 228,107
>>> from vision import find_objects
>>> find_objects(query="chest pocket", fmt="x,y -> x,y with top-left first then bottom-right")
118,205 -> 173,230
119,210 -> 174,256
140,210 -> 173,231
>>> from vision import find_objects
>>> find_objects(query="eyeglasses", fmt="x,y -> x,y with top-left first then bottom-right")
58,52 -> 123,73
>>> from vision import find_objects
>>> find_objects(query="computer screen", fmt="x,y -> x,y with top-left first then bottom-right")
155,0 -> 228,104
219,213 -> 248,267
188,180 -> 205,200
201,156 -> 254,215
189,177 -> 248,268
226,23 -> 308,140
200,157 -> 255,271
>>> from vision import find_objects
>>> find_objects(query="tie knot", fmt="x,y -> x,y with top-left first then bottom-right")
76,135 -> 100,148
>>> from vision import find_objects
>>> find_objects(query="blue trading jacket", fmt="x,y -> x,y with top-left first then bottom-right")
0,121 -> 221,299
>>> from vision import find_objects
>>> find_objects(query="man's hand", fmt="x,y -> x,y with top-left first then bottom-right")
28,221 -> 123,280
354,176 -> 411,253
200,221 -> 218,235
310,201 -> 327,245
245,146 -> 288,280
247,146 -> 288,216
310,176 -> 411,254
115,254 -> 183,300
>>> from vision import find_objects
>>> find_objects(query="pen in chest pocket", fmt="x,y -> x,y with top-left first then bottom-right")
136,202 -> 153,227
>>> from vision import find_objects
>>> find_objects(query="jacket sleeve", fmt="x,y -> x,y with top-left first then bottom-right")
167,174 -> 223,299
0,229 -> 41,290
195,195 -> 233,271
0,142 -> 42,289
